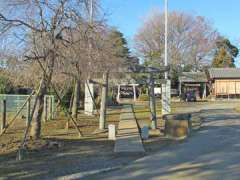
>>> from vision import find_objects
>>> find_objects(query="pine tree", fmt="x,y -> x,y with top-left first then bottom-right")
212,38 -> 239,68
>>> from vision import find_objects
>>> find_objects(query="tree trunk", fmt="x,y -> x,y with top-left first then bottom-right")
30,78 -> 47,139
71,79 -> 80,119
31,49 -> 55,139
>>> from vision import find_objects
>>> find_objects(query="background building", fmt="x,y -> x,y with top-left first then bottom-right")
207,68 -> 240,98
179,72 -> 208,99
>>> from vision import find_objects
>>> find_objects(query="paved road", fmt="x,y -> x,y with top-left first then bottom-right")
86,108 -> 240,180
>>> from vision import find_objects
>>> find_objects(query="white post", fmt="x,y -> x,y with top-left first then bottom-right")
133,85 -> 137,102
162,0 -> 171,115
117,84 -> 121,102
43,96 -> 47,122
89,0 -> 93,24
164,0 -> 168,80
203,83 -> 207,99
48,96 -> 52,121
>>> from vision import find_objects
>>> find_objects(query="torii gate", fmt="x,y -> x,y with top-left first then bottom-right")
116,83 -> 138,102
84,65 -> 170,131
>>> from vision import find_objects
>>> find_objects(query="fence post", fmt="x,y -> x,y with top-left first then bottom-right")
48,96 -> 52,121
26,99 -> 31,126
43,96 -> 48,122
1,100 -> 6,133
51,96 -> 55,119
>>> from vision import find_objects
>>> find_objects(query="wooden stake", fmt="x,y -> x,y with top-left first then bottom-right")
36,58 -> 83,137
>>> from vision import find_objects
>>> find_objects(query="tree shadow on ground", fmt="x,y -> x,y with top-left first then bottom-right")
82,108 -> 240,180
0,136 -> 143,180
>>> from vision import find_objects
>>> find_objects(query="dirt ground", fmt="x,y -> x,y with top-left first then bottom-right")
0,106 -> 121,155
1,100 -> 239,179
0,101 -> 173,179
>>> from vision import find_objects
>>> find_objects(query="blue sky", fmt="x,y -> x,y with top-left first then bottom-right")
102,0 -> 240,65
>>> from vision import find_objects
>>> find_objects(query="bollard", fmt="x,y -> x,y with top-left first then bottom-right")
1,99 -> 6,133
108,124 -> 116,140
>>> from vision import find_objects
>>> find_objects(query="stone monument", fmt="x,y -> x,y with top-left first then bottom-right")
84,81 -> 94,115
162,79 -> 171,115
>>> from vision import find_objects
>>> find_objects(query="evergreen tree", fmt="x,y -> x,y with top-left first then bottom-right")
212,38 -> 239,68
108,28 -> 139,69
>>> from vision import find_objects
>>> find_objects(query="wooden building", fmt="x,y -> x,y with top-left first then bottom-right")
179,72 -> 208,99
208,68 -> 240,98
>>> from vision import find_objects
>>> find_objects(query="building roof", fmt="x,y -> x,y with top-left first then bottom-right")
208,68 -> 240,79
179,72 -> 207,83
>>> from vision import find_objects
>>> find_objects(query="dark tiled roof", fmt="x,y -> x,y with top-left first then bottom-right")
179,72 -> 207,83
208,68 -> 240,79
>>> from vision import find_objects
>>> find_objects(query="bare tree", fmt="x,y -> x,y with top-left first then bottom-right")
0,0 -> 91,139
135,10 -> 219,71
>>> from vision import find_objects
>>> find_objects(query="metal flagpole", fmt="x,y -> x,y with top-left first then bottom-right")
90,0 -> 93,24
164,0 -> 168,79
162,0 -> 171,115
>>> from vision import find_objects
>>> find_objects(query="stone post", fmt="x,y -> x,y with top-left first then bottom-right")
203,83 -> 207,99
162,80 -> 171,115
133,85 -> 137,102
108,124 -> 116,140
99,72 -> 109,130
